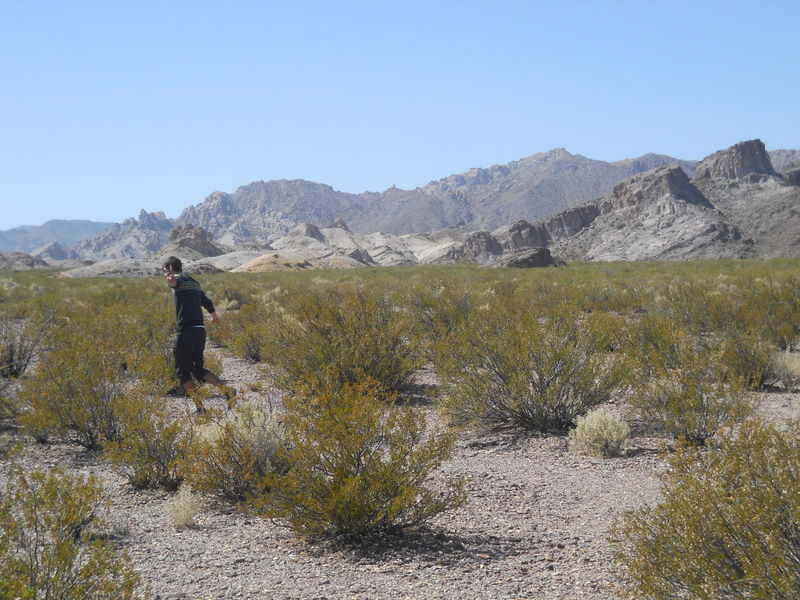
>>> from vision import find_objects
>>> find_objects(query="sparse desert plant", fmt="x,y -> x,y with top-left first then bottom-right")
105,392 -> 194,490
0,466 -> 144,599
18,328 -> 130,449
569,408 -> 629,458
613,419 -> 800,600
437,302 -> 626,432
715,320 -> 779,389
0,312 -> 52,418
630,365 -> 753,446
769,350 -> 800,391
165,484 -> 201,529
254,379 -> 464,540
259,283 -> 425,395
186,403 -> 285,501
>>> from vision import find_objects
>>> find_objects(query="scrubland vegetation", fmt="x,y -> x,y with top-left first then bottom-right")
1,259 -> 800,597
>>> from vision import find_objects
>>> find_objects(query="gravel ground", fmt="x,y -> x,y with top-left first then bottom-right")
4,347 -> 800,600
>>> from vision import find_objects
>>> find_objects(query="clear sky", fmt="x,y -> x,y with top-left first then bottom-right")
1,0 -> 798,230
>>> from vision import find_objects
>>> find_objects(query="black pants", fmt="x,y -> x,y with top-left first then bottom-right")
173,327 -> 209,384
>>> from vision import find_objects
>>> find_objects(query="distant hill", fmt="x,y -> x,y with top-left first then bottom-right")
59,141 -> 800,264
175,149 -> 696,244
0,219 -> 114,253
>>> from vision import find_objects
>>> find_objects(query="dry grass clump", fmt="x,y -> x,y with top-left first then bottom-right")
569,408 -> 629,458
166,484 -> 201,529
769,350 -> 800,391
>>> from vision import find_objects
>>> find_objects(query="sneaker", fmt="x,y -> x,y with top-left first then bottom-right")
165,385 -> 186,397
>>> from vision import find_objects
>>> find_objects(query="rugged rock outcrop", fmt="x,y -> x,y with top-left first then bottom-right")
69,210 -> 174,260
783,168 -> 800,187
692,143 -> 800,258
154,224 -> 229,262
31,241 -> 68,261
769,149 -> 800,173
491,248 -> 558,268
543,164 -> 755,261
0,252 -> 51,270
693,139 -> 777,181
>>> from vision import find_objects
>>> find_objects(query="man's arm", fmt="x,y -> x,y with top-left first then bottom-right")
201,291 -> 220,323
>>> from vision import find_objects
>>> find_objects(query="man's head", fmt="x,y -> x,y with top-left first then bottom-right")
163,256 -> 183,274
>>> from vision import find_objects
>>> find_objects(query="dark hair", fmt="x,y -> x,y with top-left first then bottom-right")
163,256 -> 183,272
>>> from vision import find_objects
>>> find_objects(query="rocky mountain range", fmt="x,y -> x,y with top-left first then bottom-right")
175,149 -> 698,245
2,141 -> 798,275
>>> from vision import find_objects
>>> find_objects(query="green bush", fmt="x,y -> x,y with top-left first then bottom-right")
19,326 -> 130,448
105,392 -> 194,490
254,379 -> 464,540
0,312 -> 52,419
259,283 -> 425,394
0,466 -> 144,599
436,302 -> 626,432
613,420 -> 800,599
629,337 -> 755,445
569,408 -> 629,458
186,403 -> 285,501
716,325 -> 779,390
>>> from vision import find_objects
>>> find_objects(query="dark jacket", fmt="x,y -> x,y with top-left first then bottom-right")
172,273 -> 215,330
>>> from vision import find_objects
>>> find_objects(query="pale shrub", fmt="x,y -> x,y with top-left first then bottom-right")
569,408 -> 629,458
769,351 -> 800,391
166,484 -> 201,529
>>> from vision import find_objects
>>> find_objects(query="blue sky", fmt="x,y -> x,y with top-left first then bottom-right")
1,0 -> 798,230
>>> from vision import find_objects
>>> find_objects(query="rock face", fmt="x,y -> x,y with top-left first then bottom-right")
492,248 -> 558,268
155,224 -> 228,262
0,252 -> 51,270
692,144 -> 800,258
177,180 -> 367,246
544,164 -> 755,261
69,210 -> 174,260
693,139 -> 777,181
769,149 -> 800,173
31,241 -> 68,261
783,168 -> 800,187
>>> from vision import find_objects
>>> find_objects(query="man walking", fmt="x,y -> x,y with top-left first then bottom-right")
163,256 -> 235,412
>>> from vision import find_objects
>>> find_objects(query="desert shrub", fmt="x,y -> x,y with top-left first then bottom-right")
613,420 -> 800,600
716,325 -> 779,389
254,379 -> 464,540
165,484 -> 201,530
18,327 -> 130,448
0,313 -> 47,380
769,350 -> 800,391
630,355 -> 753,446
0,466 -> 144,599
569,408 -> 629,458
0,312 -> 52,418
436,302 -> 627,432
105,393 -> 194,490
623,312 -> 690,381
402,280 -> 474,350
186,403 -> 285,501
259,283 -> 424,394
